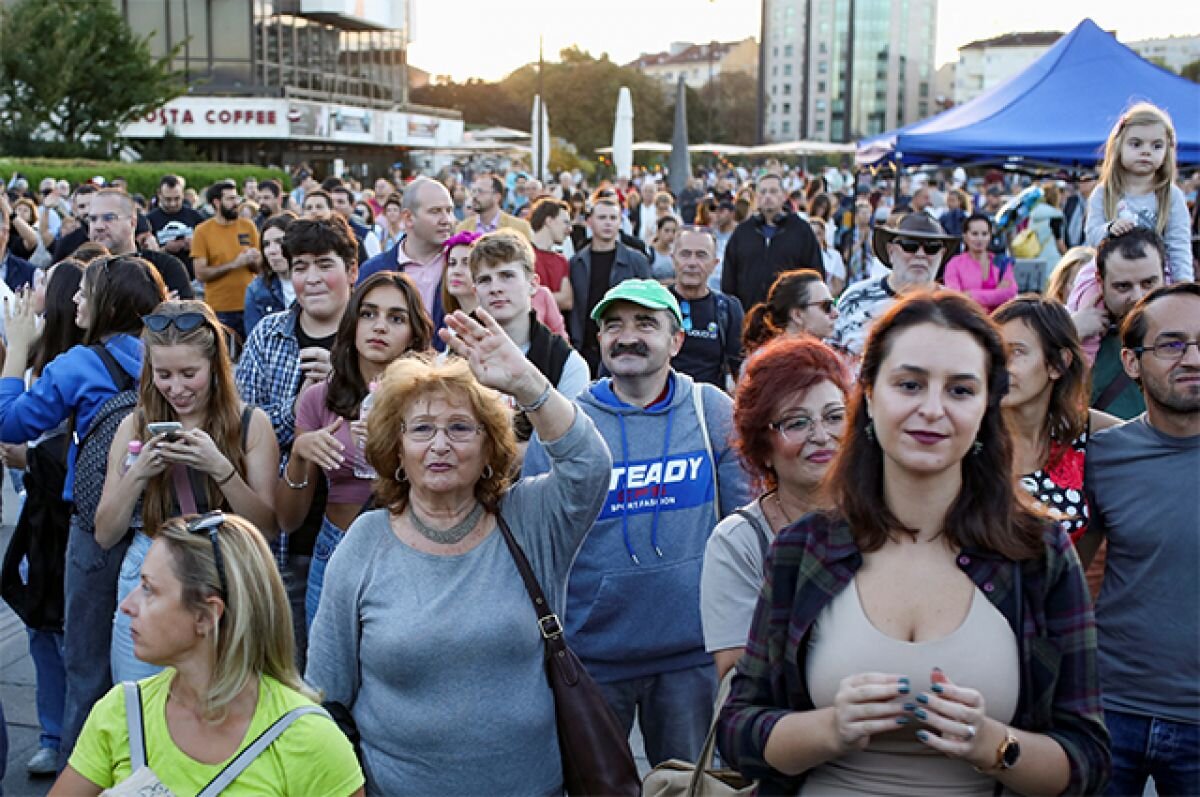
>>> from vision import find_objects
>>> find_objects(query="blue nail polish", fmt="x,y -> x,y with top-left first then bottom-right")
916,693 -> 930,704
914,708 -> 928,720
903,702 -> 916,712
898,682 -> 910,694
931,683 -> 944,693
916,730 -> 929,741
896,716 -> 909,725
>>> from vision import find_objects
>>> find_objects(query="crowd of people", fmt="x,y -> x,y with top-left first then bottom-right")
0,99 -> 1194,796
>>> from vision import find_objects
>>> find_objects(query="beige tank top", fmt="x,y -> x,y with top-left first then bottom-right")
801,580 -> 1019,796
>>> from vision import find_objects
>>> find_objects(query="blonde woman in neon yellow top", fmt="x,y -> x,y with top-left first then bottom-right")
50,513 -> 363,797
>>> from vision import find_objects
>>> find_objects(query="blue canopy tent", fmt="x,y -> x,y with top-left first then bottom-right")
857,18 -> 1200,168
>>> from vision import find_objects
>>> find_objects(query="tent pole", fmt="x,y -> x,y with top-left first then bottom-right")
893,155 -> 903,205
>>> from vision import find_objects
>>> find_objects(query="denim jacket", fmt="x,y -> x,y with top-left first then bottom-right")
244,274 -> 291,338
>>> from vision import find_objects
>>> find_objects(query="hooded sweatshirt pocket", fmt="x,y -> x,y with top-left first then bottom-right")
571,555 -> 705,663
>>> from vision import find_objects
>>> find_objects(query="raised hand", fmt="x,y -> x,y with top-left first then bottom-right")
440,309 -> 542,399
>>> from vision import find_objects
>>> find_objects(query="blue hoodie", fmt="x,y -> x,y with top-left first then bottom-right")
523,372 -> 751,682
0,335 -> 143,501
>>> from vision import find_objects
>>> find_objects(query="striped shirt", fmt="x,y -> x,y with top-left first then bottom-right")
716,511 -> 1109,795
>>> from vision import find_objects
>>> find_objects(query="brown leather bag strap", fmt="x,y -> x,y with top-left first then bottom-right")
494,513 -> 567,648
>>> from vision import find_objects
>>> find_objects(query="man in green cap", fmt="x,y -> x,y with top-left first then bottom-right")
523,278 -> 751,767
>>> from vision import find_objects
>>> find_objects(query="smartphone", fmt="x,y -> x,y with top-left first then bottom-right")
147,421 -> 184,440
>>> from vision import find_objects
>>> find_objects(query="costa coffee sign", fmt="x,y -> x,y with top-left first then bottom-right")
124,98 -> 289,139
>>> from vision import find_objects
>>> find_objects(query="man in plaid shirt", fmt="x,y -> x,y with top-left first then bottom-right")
236,216 -> 358,663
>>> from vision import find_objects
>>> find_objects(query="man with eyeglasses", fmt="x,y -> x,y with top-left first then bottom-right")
192,179 -> 260,341
1077,282 -> 1200,797
523,278 -> 750,769
51,184 -> 99,263
87,189 -> 194,300
668,226 -> 744,390
829,213 -> 957,361
457,173 -> 533,240
1077,228 -> 1166,419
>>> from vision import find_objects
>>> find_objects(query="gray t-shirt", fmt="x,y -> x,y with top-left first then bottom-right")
700,498 -> 773,653
1085,414 -> 1200,723
305,410 -> 610,795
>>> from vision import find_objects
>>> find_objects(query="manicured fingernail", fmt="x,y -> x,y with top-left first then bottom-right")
931,683 -> 944,693
916,730 -> 929,741
916,693 -> 930,704
898,682 -> 910,694
914,708 -> 928,720
903,702 -> 916,712
896,716 -> 909,725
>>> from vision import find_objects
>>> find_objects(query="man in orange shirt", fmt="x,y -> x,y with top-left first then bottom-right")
192,179 -> 260,339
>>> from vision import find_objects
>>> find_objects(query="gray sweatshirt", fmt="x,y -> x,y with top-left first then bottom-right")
305,409 -> 610,796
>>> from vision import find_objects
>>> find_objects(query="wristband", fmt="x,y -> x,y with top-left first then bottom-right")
283,462 -> 309,490
215,466 -> 237,486
516,381 -> 552,413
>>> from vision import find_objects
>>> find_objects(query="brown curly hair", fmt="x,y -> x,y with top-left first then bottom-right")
365,354 -> 517,514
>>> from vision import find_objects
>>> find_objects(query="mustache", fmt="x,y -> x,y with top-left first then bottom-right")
609,341 -> 650,358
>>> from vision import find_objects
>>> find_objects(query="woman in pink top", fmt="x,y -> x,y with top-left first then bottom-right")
943,213 -> 1017,312
275,271 -> 433,629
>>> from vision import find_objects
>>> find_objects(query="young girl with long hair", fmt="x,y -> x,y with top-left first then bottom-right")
1085,102 -> 1192,282
275,271 -> 432,628
94,300 -> 279,683
742,269 -> 838,354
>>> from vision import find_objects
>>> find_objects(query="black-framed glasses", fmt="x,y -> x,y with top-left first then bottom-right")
1133,337 -> 1200,361
142,312 -> 208,333
401,421 -> 483,443
680,300 -> 693,332
895,239 -> 945,255
186,511 -> 230,600
802,299 -> 836,314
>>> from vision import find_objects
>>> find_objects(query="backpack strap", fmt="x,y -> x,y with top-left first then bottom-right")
197,705 -> 330,797
713,293 -> 731,377
122,681 -> 148,772
691,382 -> 721,520
92,342 -> 135,393
1094,367 -> 1134,412
733,505 -> 772,565
240,405 -> 254,449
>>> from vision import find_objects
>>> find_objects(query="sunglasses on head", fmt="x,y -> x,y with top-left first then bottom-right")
895,239 -> 945,255
142,312 -> 208,333
186,511 -> 230,600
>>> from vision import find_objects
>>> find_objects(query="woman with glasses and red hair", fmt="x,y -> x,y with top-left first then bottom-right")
701,335 -> 850,680
93,300 -> 279,684
49,512 -> 363,796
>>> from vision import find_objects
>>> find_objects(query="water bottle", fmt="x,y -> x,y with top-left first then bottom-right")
354,381 -> 378,479
122,440 -> 143,475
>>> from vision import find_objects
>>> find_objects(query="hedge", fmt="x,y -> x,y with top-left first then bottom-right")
0,158 -> 291,199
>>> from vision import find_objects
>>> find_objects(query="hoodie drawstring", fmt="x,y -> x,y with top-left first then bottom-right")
648,407 -> 675,559
616,414 -> 639,565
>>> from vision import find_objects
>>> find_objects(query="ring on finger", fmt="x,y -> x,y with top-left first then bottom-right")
964,724 -> 976,740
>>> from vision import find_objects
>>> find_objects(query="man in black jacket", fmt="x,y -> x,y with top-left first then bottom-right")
87,189 -> 194,299
720,173 -> 822,311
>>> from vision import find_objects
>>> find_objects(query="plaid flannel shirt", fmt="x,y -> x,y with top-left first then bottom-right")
235,305 -> 303,566
716,511 -> 1110,796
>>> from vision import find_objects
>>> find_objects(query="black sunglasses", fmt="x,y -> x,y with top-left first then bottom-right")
895,239 -> 945,255
802,299 -> 836,314
142,312 -> 208,333
186,511 -> 230,601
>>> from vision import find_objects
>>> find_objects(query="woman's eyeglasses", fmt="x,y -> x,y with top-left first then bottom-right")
800,299 -> 836,315
186,511 -> 230,600
894,239 -> 945,255
142,312 -> 208,333
769,409 -> 848,442
401,421 -> 483,443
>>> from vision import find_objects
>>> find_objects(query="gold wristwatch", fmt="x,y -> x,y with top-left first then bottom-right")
989,729 -> 1021,771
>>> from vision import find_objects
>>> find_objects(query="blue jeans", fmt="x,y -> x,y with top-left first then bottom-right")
597,663 -> 716,767
111,532 -> 164,684
59,516 -> 130,769
1106,708 -> 1200,796
305,516 -> 345,630
27,629 -> 66,751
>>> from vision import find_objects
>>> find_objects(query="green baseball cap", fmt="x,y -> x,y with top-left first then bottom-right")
589,279 -> 684,327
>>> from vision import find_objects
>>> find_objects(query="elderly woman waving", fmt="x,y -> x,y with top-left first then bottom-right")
305,309 -> 611,796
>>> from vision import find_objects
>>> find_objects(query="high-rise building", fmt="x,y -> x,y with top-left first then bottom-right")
758,0 -> 937,143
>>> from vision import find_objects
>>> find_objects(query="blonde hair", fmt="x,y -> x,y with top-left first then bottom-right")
138,301 -> 246,536
365,354 -> 517,514
1045,246 -> 1097,305
469,229 -> 535,278
158,514 -> 314,720
1099,103 -> 1177,236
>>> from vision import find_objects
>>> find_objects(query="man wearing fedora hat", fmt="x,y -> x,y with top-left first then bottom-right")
830,213 -> 957,360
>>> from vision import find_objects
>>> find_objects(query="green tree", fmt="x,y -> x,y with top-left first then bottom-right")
1181,59 -> 1200,83
0,0 -> 185,157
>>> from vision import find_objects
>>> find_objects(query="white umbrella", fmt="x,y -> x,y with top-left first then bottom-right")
531,95 -> 551,182
612,87 -> 634,179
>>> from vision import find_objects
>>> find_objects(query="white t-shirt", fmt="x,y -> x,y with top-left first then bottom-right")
700,498 -> 773,653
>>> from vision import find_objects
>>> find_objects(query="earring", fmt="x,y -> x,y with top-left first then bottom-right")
482,465 -> 494,480
865,421 -> 876,443
971,440 -> 984,455
394,464 -> 407,482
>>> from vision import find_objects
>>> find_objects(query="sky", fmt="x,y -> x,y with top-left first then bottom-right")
406,0 -> 1193,82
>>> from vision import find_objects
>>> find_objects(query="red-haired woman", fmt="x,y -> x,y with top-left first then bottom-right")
700,336 -> 850,680
718,292 -> 1108,795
